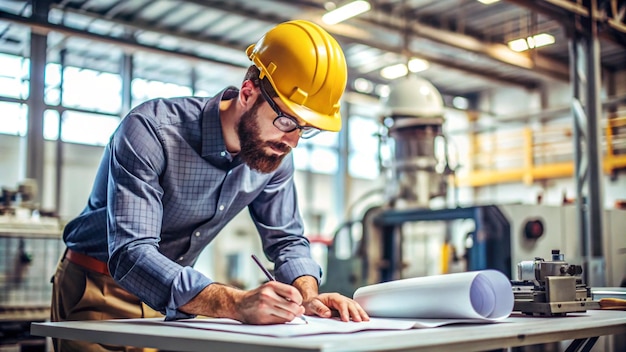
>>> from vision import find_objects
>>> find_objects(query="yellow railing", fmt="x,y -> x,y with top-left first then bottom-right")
457,115 -> 626,187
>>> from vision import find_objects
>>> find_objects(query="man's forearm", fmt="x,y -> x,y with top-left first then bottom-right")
179,283 -> 243,320
180,280 -> 310,324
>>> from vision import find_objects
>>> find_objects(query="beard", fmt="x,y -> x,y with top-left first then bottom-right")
237,98 -> 292,173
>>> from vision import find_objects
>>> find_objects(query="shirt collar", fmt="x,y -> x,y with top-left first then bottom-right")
201,86 -> 238,157
201,87 -> 242,169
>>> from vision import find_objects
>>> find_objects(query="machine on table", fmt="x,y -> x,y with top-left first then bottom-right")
511,249 -> 600,316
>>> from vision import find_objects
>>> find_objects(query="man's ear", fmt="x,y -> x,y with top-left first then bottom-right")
239,80 -> 257,107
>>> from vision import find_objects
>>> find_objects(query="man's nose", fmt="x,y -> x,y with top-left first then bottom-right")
282,130 -> 300,149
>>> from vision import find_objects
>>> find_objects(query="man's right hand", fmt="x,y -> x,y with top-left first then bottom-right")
179,281 -> 305,325
235,281 -> 305,324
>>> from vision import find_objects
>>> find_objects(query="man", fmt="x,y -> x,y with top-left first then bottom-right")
52,20 -> 369,352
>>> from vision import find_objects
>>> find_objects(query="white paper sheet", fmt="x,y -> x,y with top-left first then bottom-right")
160,316 -> 416,337
353,269 -> 514,321
155,315 -> 507,337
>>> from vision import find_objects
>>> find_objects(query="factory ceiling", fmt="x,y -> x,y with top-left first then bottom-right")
0,0 -> 625,104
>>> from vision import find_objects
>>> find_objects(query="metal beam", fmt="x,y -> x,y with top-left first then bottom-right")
331,32 -> 539,90
52,3 -> 539,91
266,0 -> 570,80
0,9 -> 402,100
176,0 -> 545,88
51,4 -> 247,55
1,9 -> 536,97
365,16 -> 570,81
0,11 -> 248,69
201,0 -> 552,85
508,0 -> 626,47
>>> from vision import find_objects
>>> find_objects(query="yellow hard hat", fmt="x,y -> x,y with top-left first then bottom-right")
246,20 -> 347,132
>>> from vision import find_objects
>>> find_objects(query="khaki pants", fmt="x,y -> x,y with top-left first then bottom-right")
51,255 -> 163,352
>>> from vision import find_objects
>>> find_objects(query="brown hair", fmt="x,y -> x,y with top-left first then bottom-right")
244,65 -> 277,98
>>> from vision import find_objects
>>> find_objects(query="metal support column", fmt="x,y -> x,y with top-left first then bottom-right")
120,53 -> 133,116
53,49 -> 66,215
26,1 -> 51,205
335,101 -> 350,223
189,66 -> 197,97
569,0 -> 605,287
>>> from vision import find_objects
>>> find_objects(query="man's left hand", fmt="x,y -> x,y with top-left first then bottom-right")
304,293 -> 370,322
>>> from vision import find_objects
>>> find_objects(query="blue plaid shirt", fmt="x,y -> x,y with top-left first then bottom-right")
62,87 -> 321,320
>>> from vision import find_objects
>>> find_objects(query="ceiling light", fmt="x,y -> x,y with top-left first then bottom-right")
530,33 -> 556,48
508,33 -> 555,52
353,78 -> 374,93
322,1 -> 371,25
452,96 -> 469,110
380,63 -> 408,80
380,58 -> 429,80
324,2 -> 337,11
507,38 -> 529,52
408,58 -> 429,73
376,84 -> 390,98
477,0 -> 500,4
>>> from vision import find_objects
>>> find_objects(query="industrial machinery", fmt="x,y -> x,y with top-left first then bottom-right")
365,75 -> 457,282
322,75 -> 514,293
0,181 -> 63,352
359,75 -> 515,284
511,249 -> 600,316
378,74 -> 451,208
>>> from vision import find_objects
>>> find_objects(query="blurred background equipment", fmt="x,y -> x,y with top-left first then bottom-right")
360,74 -> 513,286
378,75 -> 451,208
0,181 -> 63,352
1,179 -> 39,216
318,220 -> 364,296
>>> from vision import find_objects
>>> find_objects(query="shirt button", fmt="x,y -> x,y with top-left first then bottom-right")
220,151 -> 226,157
195,232 -> 201,237
227,170 -> 232,175
178,256 -> 184,261
219,205 -> 224,211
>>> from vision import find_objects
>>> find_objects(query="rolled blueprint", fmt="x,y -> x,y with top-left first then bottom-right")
353,270 -> 514,321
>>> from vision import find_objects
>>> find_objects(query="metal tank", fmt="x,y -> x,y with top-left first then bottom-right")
378,75 -> 451,208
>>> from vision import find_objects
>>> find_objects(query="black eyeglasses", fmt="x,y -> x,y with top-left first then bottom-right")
258,83 -> 322,139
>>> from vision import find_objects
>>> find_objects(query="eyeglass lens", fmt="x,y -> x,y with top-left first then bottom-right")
259,82 -> 321,139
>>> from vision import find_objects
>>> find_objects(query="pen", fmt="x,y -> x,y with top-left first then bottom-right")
251,254 -> 308,324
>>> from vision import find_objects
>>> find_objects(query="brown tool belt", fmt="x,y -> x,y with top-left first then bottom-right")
65,248 -> 110,276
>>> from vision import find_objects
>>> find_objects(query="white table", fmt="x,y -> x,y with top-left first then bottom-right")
31,310 -> 626,352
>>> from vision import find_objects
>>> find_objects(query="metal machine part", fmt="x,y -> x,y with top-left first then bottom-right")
379,75 -> 452,208
511,249 -> 600,316
370,205 -> 511,283
0,179 -> 39,216
0,216 -> 63,352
